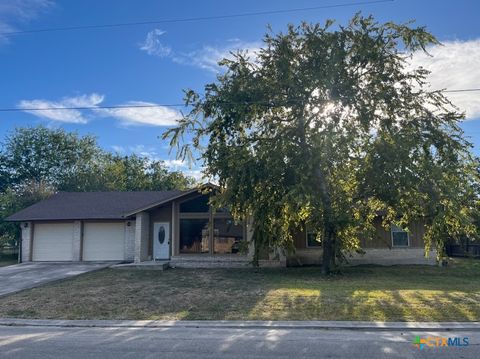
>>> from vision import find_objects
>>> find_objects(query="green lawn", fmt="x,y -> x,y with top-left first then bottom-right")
0,258 -> 479,321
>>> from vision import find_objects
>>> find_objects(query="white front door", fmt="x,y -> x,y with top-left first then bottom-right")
153,222 -> 170,260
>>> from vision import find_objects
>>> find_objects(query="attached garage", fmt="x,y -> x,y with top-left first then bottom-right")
83,222 -> 125,261
7,190 -> 187,263
33,222 -> 74,261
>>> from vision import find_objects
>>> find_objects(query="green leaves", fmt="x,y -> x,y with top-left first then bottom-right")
0,126 -> 195,245
0,126 -> 100,192
164,15 -> 479,272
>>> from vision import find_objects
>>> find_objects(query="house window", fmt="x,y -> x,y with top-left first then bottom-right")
391,225 -> 409,247
306,230 -> 322,248
179,218 -> 210,253
180,195 -> 210,212
178,194 -> 245,255
213,218 -> 244,254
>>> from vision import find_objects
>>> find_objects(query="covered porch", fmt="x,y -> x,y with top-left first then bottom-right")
130,188 -> 259,266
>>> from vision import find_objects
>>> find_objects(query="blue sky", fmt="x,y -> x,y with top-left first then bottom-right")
1,0 -> 480,179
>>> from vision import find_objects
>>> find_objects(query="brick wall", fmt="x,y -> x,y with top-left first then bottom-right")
124,220 -> 136,261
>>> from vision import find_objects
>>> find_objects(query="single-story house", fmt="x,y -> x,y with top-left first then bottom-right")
6,185 -> 436,267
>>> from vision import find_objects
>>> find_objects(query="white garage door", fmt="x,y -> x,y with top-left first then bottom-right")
33,223 -> 74,261
83,222 -> 125,261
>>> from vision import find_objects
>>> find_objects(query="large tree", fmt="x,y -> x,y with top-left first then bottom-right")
0,126 -> 194,192
76,153 -> 194,192
164,14 -> 479,273
0,126 -> 194,246
0,126 -> 101,192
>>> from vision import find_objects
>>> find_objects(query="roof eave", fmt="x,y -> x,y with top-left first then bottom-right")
5,216 -> 127,222
122,183 -> 218,217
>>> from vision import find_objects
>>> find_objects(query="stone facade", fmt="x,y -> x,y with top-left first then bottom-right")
20,221 -> 32,262
288,248 -> 437,266
134,212 -> 150,262
72,220 -> 82,261
124,220 -> 136,261
345,248 -> 437,266
288,218 -> 437,266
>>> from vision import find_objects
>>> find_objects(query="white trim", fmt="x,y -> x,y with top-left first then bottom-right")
390,225 -> 410,247
153,222 -> 170,260
123,189 -> 198,217
123,184 -> 218,217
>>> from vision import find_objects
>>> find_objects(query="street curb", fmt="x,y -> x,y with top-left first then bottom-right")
0,319 -> 479,331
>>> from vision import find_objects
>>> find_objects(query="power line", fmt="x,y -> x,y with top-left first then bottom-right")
0,104 -> 185,112
0,0 -> 394,36
1,87 -> 479,113
444,88 -> 480,93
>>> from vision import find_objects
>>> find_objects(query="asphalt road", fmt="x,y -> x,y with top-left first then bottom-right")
0,325 -> 478,358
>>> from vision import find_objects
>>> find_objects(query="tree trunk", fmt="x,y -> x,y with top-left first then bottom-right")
315,167 -> 335,274
321,228 -> 335,275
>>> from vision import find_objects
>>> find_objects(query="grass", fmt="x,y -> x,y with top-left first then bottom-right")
0,255 -> 17,267
0,258 -> 479,321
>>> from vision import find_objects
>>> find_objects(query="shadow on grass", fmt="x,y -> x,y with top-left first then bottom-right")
0,259 -> 479,322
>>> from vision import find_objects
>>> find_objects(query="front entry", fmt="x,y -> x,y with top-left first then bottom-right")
153,222 -> 170,260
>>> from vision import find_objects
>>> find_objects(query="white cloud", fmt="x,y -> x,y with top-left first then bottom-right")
173,40 -> 261,73
139,29 -> 171,57
18,93 -> 104,123
162,159 -> 187,169
129,144 -> 159,159
410,39 -> 480,120
163,159 -> 205,181
110,144 -> 159,159
97,101 -> 180,127
0,0 -> 53,44
184,168 -> 204,181
19,94 -> 180,127
138,31 -> 261,73
111,145 -> 125,154
160,159 -> 205,181
109,145 -> 204,180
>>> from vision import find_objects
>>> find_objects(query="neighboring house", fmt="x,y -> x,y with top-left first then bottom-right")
6,184 -> 436,267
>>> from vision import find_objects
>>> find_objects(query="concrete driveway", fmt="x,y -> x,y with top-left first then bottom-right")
0,262 -> 114,297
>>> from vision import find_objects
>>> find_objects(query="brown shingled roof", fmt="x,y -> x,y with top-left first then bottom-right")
6,190 -> 187,221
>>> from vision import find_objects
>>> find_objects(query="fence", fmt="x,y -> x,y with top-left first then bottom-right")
446,244 -> 480,258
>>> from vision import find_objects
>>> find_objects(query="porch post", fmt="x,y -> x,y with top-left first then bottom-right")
72,220 -> 82,261
20,221 -> 33,262
124,220 -> 136,261
134,211 -> 150,262
171,201 -> 177,256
